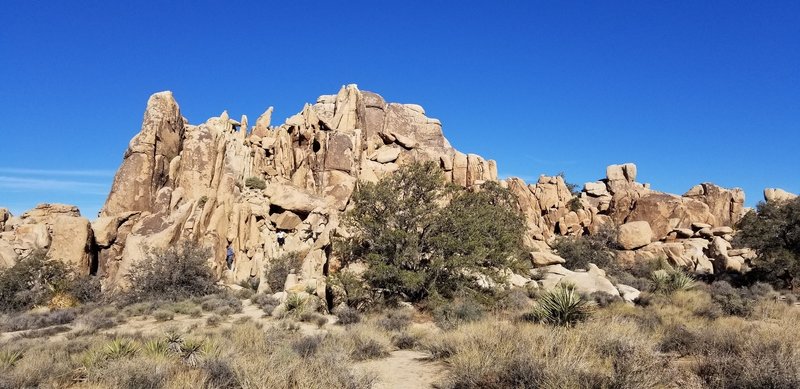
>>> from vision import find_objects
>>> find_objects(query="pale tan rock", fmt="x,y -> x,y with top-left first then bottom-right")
684,183 -> 745,226
253,106 -> 273,137
606,163 -> 636,182
618,221 -> 653,250
371,146 -> 402,163
0,240 -> 18,268
47,216 -> 94,274
538,264 -> 620,297
271,211 -> 302,230
264,184 -> 325,213
103,92 -> 185,215
391,131 -> 417,149
764,188 -> 797,203
530,251 -> 566,266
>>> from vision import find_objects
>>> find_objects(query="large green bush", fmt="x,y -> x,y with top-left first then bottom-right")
735,197 -> 800,289
552,224 -> 619,271
125,242 -> 218,303
339,161 -> 525,304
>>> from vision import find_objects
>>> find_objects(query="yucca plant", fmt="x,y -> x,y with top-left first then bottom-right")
285,293 -> 308,316
180,338 -> 206,367
103,339 -> 138,360
143,339 -> 170,357
0,350 -> 22,369
165,331 -> 184,353
529,284 -> 594,326
650,269 -> 695,294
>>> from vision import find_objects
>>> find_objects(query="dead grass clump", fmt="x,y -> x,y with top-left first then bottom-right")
0,308 -> 77,331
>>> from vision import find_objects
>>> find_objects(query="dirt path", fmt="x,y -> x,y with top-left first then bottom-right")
354,350 -> 447,389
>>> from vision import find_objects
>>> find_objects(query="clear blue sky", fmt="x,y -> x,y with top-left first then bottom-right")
1,1 -> 798,218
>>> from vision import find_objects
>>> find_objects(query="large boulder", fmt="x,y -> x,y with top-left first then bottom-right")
764,188 -> 797,203
617,221 -> 653,250
538,264 -> 620,297
47,216 -> 94,274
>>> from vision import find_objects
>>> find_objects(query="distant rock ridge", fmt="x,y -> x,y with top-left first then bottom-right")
0,85 -> 792,301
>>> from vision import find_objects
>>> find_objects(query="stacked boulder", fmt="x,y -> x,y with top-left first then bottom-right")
0,204 -> 95,273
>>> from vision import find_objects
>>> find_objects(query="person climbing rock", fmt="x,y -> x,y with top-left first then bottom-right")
276,230 -> 286,246
226,245 -> 235,269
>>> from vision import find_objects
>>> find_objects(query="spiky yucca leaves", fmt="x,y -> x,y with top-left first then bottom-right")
650,268 -> 695,294
142,339 -> 170,357
0,350 -> 22,369
180,338 -> 207,367
103,339 -> 138,360
165,331 -> 184,353
529,284 -> 594,326
285,293 -> 308,316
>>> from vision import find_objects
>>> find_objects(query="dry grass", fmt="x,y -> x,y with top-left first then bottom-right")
1,283 -> 798,388
424,288 -> 800,389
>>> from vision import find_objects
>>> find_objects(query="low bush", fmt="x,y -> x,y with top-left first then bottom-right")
0,252 -> 94,313
299,312 -> 328,327
153,309 -> 174,322
0,309 -> 77,332
392,332 -> 418,349
244,176 -> 267,190
250,293 -> 280,314
291,335 -> 324,358
334,305 -> 361,325
195,292 -> 243,316
263,252 -> 303,293
432,296 -> 484,330
206,314 -> 224,327
377,309 -> 412,331
346,326 -> 391,361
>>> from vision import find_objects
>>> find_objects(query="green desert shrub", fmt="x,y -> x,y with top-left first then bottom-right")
124,242 -> 218,303
244,176 -> 266,190
263,252 -> 303,293
735,196 -> 800,289
552,224 -> 619,271
650,267 -> 695,295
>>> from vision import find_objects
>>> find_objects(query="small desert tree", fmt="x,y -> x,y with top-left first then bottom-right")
125,242 -> 218,302
340,161 -> 525,304
0,251 -> 73,312
735,197 -> 800,289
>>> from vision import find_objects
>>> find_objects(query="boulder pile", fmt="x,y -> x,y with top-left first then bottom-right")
0,86 -> 795,303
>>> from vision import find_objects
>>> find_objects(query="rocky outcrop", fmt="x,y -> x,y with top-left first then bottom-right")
684,183 -> 745,227
0,86 -> 773,296
92,85 -> 501,297
0,204 -> 95,274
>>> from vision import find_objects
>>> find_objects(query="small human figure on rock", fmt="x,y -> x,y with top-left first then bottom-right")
226,245 -> 235,269
276,230 -> 286,247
